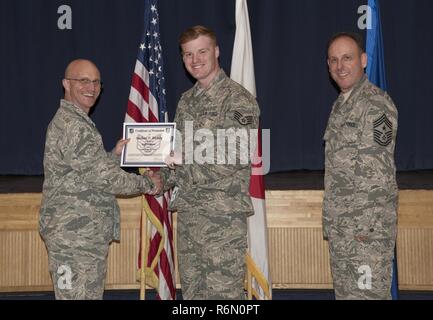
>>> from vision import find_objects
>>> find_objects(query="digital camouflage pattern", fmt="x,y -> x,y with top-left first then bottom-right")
177,208 -> 247,299
45,237 -> 109,300
323,75 -> 398,300
40,99 -> 155,299
161,69 -> 260,299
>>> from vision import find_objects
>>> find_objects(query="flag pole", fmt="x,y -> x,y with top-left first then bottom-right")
127,0 -> 176,300
366,0 -> 399,299
139,195 -> 148,300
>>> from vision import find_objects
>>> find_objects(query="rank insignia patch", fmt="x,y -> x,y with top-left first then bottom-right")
233,111 -> 253,125
373,113 -> 393,146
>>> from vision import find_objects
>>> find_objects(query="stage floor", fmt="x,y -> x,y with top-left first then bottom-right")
0,289 -> 432,300
1,170 -> 433,193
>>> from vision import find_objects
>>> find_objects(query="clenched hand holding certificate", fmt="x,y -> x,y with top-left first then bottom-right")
121,123 -> 176,167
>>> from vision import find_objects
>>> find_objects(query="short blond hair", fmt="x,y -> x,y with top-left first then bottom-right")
179,25 -> 217,47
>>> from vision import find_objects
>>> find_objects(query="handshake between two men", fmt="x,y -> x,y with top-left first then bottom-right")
114,138 -> 182,196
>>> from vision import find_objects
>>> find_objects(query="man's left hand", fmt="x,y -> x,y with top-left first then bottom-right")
113,138 -> 130,156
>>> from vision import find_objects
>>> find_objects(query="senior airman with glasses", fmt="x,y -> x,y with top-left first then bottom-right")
40,59 -> 162,299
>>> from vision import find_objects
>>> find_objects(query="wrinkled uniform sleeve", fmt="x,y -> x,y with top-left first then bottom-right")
107,149 -> 120,164
64,123 -> 154,195
160,166 -> 176,192
159,102 -> 186,191
352,94 -> 398,240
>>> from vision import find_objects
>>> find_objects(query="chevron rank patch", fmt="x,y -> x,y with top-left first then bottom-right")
233,111 -> 253,126
373,113 -> 393,146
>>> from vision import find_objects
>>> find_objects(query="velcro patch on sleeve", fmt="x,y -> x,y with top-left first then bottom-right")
373,113 -> 393,147
233,111 -> 253,126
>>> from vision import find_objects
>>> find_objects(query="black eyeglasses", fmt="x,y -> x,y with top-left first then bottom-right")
66,78 -> 102,87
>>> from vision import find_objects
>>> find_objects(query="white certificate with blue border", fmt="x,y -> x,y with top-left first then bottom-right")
121,123 -> 176,167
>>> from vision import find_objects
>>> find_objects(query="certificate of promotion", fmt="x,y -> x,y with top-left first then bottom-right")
121,123 -> 176,167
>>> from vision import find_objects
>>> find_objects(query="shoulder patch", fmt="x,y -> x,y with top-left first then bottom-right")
233,111 -> 253,126
373,113 -> 393,147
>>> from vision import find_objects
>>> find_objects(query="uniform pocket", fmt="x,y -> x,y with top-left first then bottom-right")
197,109 -> 221,129
367,202 -> 397,240
341,121 -> 359,144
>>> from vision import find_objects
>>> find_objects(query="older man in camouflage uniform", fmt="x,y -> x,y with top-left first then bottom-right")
40,59 -> 161,300
160,26 -> 259,299
323,33 -> 398,299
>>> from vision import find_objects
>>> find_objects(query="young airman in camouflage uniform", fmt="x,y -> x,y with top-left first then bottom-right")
40,59 -> 160,299
160,26 -> 259,299
323,33 -> 398,299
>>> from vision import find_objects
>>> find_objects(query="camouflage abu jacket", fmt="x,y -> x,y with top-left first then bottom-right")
161,69 -> 260,215
40,99 -> 154,242
323,75 -> 398,240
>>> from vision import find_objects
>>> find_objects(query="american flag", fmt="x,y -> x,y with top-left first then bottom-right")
125,0 -> 176,300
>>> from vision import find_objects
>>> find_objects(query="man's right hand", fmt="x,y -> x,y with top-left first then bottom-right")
147,170 -> 162,195
164,151 -> 182,169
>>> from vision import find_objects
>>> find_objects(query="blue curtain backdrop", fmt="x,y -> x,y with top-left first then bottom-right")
1,0 -> 432,174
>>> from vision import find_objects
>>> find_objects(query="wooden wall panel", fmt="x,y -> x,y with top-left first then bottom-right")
1,191 -> 433,292
397,191 -> 433,227
269,228 -> 332,289
397,228 -> 433,290
106,230 -> 140,288
27,231 -> 51,286
0,231 -> 51,291
106,197 -> 141,287
266,191 -> 324,228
